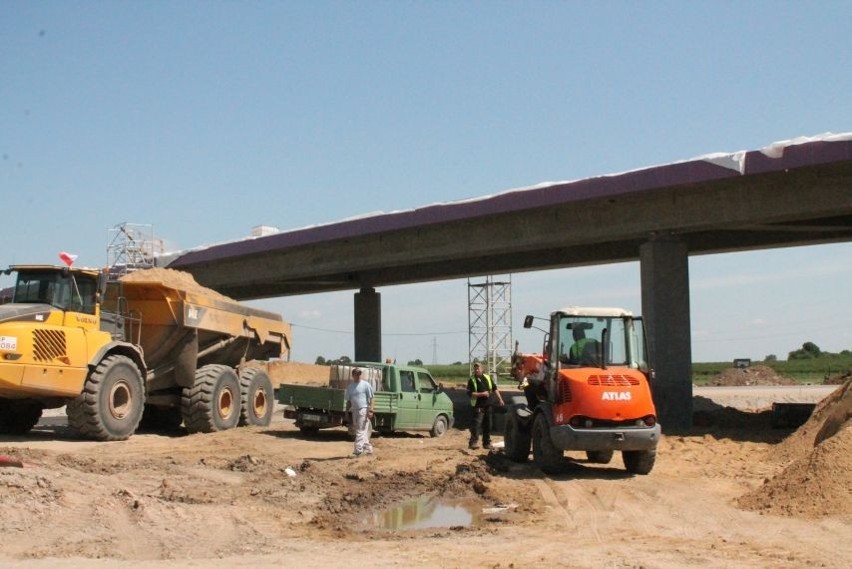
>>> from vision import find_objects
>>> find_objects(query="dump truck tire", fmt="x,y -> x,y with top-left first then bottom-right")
238,368 -> 274,427
67,355 -> 145,441
586,450 -> 614,464
182,364 -> 241,433
0,402 -> 43,435
504,411 -> 531,462
622,449 -> 656,475
139,404 -> 183,432
430,414 -> 449,438
532,413 -> 563,475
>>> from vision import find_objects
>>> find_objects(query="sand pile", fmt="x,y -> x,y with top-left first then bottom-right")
711,365 -> 796,386
120,267 -> 234,302
737,378 -> 852,517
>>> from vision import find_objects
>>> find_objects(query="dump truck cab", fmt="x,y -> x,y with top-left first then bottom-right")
9,265 -> 102,316
505,306 -> 660,475
0,265 -> 128,400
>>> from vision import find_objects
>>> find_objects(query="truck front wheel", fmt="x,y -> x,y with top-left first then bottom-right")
622,449 -> 656,475
504,411 -> 531,462
182,364 -> 241,433
532,413 -> 564,475
67,355 -> 145,441
430,414 -> 449,438
238,368 -> 274,427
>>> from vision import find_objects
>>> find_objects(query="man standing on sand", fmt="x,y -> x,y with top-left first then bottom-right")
467,363 -> 504,450
344,368 -> 374,457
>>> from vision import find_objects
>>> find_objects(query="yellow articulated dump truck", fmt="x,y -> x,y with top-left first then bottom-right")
0,265 -> 290,441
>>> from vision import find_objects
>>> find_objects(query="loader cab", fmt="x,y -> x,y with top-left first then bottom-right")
553,308 -> 649,372
8,265 -> 99,315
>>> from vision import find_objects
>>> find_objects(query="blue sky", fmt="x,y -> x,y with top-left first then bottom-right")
2,2 -> 850,365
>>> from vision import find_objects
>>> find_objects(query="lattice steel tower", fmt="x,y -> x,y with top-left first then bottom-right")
468,275 -> 513,378
107,222 -> 163,276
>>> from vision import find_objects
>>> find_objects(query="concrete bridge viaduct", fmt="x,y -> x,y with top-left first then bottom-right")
169,134 -> 852,431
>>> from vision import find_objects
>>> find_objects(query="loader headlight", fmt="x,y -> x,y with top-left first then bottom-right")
570,416 -> 594,428
3,353 -> 22,361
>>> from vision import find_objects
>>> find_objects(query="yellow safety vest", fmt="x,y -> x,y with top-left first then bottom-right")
469,373 -> 493,407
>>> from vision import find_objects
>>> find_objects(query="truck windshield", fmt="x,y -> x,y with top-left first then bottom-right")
13,271 -> 98,314
557,314 -> 648,370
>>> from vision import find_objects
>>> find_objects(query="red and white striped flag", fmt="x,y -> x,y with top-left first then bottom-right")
58,251 -> 78,267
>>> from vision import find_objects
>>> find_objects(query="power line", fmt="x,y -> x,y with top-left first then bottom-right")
291,323 -> 466,337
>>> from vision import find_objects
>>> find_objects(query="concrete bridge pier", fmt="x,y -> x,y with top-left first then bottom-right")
354,287 -> 382,363
640,236 -> 693,433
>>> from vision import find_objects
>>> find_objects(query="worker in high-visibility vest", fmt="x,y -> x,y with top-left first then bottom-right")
467,363 -> 504,450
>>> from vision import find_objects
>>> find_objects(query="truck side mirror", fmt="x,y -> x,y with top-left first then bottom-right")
97,271 -> 109,300
523,315 -> 534,329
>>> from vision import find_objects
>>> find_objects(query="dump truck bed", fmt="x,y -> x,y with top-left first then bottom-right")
114,271 -> 291,371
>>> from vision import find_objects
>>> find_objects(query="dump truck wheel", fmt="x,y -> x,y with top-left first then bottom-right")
430,414 -> 449,438
238,368 -> 274,427
139,404 -> 183,432
67,355 -> 144,441
504,411 -> 531,462
181,364 -> 241,433
532,413 -> 563,475
622,449 -> 656,475
0,402 -> 43,435
586,450 -> 614,464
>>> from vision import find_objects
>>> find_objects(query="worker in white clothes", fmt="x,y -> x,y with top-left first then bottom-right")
344,368 -> 375,457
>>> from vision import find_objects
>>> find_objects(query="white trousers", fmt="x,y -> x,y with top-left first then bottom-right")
351,407 -> 373,454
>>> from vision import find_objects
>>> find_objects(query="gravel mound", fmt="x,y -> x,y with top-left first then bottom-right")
711,365 -> 796,386
737,378 -> 852,517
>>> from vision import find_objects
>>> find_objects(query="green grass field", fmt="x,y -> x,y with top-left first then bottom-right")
426,354 -> 852,386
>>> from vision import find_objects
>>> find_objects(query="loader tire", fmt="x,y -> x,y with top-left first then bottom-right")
622,449 -> 656,475
0,402 -> 43,435
586,450 -> 614,464
238,368 -> 274,427
139,404 -> 183,432
504,411 -> 531,462
67,355 -> 145,441
182,364 -> 241,433
532,413 -> 564,475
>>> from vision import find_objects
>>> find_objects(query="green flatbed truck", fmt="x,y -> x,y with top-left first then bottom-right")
278,362 -> 454,437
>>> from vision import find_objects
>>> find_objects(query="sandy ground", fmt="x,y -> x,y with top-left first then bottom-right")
1,369 -> 850,569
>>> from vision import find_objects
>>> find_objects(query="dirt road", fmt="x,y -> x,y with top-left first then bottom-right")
1,385 -> 850,569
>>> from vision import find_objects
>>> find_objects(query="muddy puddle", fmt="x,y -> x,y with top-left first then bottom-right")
364,496 -> 483,531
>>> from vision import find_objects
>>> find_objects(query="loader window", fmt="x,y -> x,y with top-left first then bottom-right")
557,314 -> 647,370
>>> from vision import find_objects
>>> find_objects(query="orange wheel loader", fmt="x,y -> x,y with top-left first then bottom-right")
505,306 -> 660,475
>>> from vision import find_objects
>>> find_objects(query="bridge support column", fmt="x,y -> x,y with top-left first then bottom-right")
640,236 -> 693,433
354,287 -> 382,363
